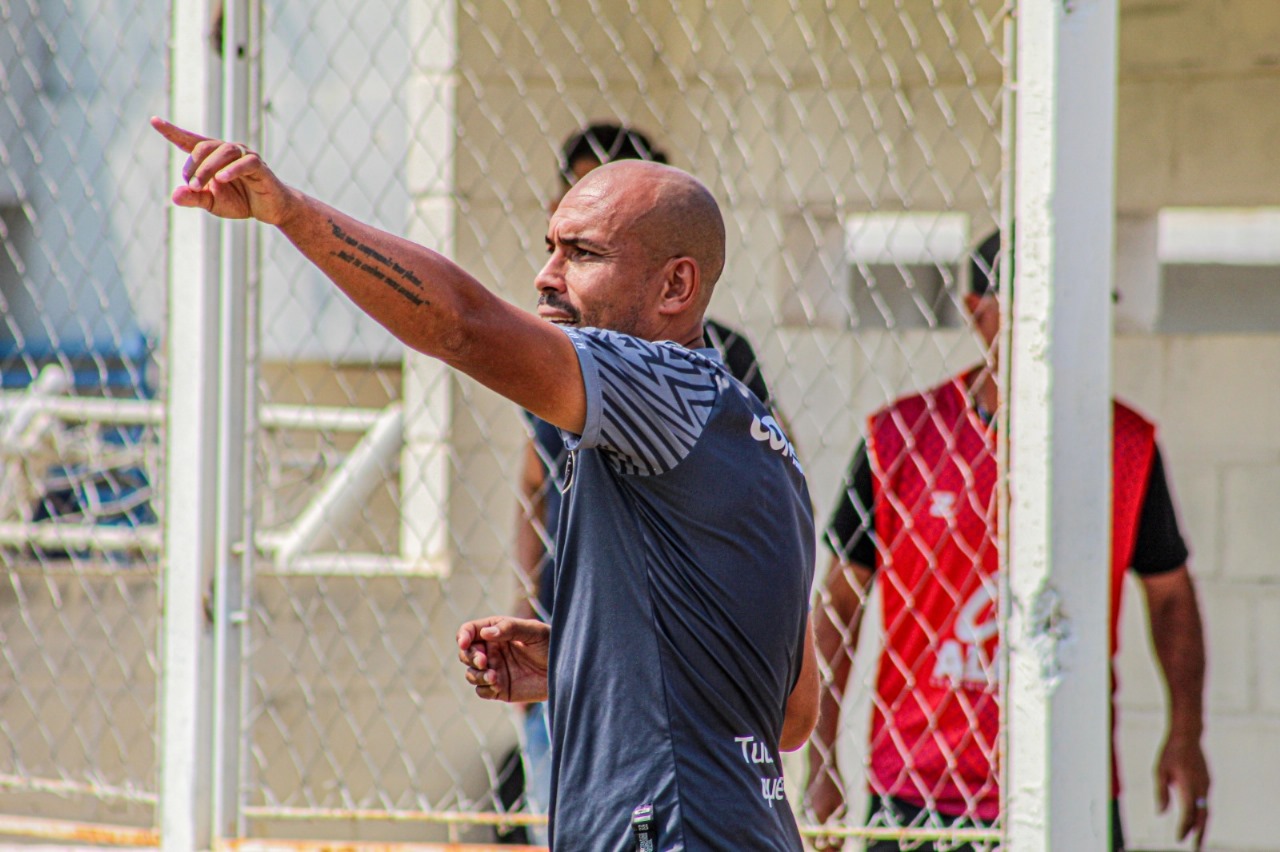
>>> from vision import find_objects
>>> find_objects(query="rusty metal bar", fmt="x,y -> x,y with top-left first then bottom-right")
222,842 -> 546,852
240,808 -> 546,828
0,814 -> 159,847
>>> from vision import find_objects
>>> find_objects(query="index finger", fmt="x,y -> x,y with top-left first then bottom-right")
1191,806 -> 1208,851
456,622 -> 479,651
1178,793 -> 1208,848
149,116 -> 210,153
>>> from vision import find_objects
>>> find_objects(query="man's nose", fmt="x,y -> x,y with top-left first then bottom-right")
535,254 -> 565,294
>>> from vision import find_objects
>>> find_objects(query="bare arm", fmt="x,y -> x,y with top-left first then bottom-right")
1139,565 -> 1210,850
152,117 -> 587,432
806,555 -> 874,825
780,614 -> 819,751
513,439 -> 550,620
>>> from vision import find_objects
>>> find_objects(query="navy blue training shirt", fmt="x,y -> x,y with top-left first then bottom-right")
525,317 -> 775,622
546,327 -> 814,852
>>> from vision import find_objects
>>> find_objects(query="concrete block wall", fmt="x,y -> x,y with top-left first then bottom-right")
1112,5 -> 1280,844
1115,336 -> 1280,851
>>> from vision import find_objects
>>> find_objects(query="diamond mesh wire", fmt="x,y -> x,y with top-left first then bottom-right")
0,0 -> 169,836
3,0 -> 1011,846
238,0 -> 1012,846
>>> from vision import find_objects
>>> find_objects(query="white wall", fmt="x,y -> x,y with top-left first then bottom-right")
1117,0 -> 1280,212
0,0 -> 167,361
1111,3 -> 1280,849
1115,336 -> 1280,852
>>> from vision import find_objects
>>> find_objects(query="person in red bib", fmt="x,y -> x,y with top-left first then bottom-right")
805,230 -> 1210,851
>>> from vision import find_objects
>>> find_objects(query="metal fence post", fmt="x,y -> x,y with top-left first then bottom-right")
1009,0 -> 1119,847
160,0 -> 222,848
211,0 -> 257,841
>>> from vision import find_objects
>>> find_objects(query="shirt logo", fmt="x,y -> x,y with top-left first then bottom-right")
734,735 -> 785,808
929,491 -> 957,519
932,581 -> 999,691
749,414 -> 803,475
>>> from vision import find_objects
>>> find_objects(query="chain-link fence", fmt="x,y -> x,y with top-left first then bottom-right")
236,0 -> 1012,846
0,0 -> 168,843
2,0 -> 1014,847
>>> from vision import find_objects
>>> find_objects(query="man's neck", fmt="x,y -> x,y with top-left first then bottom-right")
673,317 -> 710,350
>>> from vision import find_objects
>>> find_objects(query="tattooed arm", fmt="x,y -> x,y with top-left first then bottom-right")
151,117 -> 586,432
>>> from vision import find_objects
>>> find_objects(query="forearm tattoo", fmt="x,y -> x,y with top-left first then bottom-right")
329,220 -> 429,306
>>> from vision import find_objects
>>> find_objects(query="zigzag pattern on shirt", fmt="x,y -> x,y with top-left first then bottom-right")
579,331 -> 720,476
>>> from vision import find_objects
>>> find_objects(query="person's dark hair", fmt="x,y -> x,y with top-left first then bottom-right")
969,227 -> 1011,296
558,123 -> 668,184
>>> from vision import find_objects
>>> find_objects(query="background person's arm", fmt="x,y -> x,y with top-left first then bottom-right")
805,556 -> 873,824
781,614 -> 819,751
1140,565 -> 1210,850
513,439 -> 549,620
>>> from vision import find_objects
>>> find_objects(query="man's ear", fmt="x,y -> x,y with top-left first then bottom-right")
657,257 -> 701,316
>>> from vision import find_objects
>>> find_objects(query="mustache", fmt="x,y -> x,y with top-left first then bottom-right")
538,293 -> 581,322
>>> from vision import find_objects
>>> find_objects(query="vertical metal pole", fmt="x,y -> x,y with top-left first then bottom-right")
211,0 -> 254,842
1009,0 -> 1118,848
160,0 -> 220,848
995,2 -> 1017,835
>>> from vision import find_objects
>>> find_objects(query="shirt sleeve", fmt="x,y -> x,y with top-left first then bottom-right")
703,317 -> 773,409
824,440 -> 878,569
529,415 -> 569,486
560,327 -> 720,476
1131,445 -> 1190,576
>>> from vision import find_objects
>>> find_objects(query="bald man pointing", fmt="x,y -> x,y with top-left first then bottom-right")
153,118 -> 818,851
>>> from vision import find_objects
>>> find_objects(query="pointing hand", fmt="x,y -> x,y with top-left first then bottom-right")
151,116 -> 297,225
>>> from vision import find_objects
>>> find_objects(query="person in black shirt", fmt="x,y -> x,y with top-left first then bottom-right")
807,229 -> 1211,851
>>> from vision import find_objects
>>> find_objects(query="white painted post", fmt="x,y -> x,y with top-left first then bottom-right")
211,0 -> 255,841
1008,0 -> 1119,849
401,0 -> 457,575
160,0 -> 221,848
269,403 -> 404,570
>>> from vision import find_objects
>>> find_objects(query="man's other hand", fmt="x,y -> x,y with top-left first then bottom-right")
456,616 -> 551,704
